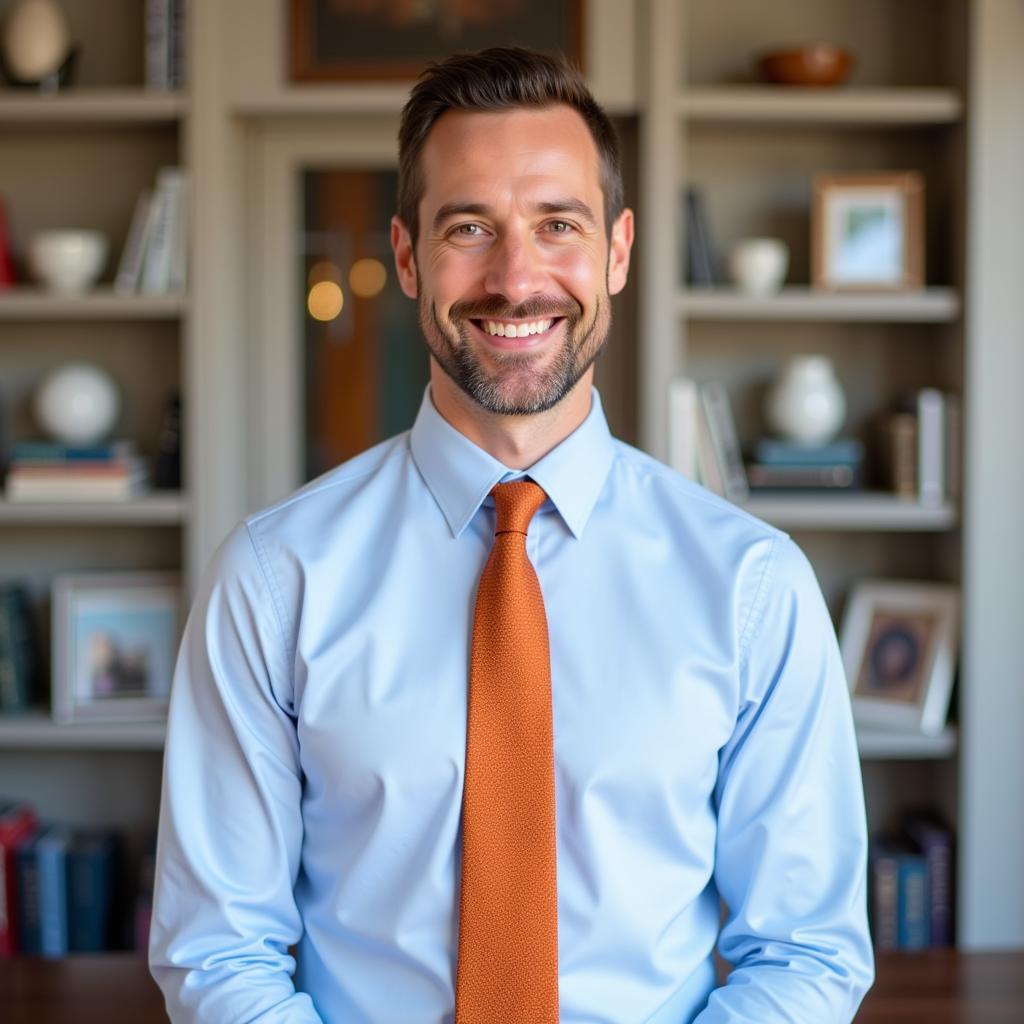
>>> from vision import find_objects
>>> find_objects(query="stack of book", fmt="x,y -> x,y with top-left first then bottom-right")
0,802 -> 152,957
145,0 -> 186,91
879,389 -> 961,506
4,441 -> 148,503
870,810 -> 954,950
114,166 -> 188,296
746,437 -> 865,491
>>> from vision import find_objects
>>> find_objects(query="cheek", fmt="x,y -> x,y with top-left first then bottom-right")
552,247 -> 605,302
426,253 -> 484,309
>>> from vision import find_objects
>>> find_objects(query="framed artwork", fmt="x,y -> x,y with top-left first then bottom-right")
812,171 -> 925,291
289,0 -> 584,82
51,572 -> 182,724
839,579 -> 959,736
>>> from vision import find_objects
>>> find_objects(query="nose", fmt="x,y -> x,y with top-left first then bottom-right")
482,231 -> 547,305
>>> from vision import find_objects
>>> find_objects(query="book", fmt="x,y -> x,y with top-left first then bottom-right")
684,188 -> 718,286
917,388 -> 946,507
700,381 -> 749,502
5,462 -> 149,502
667,377 -> 699,480
904,811 -> 954,947
944,394 -> 962,502
145,0 -> 172,90
880,412 -> 918,498
170,0 -> 187,89
114,189 -> 154,294
0,802 -> 37,956
897,851 -> 930,950
154,394 -> 182,489
754,437 -> 865,467
141,167 -> 186,295
11,440 -> 136,464
869,842 -> 900,952
67,829 -> 119,952
16,824 -> 71,957
0,583 -> 38,712
167,171 -> 188,294
747,463 -> 859,489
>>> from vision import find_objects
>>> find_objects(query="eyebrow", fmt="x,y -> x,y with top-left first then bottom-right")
431,197 -> 598,233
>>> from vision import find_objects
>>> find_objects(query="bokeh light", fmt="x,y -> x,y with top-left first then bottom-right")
308,280 -> 344,321
348,257 -> 387,298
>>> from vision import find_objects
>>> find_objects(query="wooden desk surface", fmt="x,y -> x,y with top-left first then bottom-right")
1,950 -> 1022,1022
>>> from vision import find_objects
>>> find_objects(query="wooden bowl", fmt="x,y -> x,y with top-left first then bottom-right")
757,43 -> 853,87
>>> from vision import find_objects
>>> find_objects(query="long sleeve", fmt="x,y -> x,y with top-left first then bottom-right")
149,524 -> 323,1023
695,536 -> 874,1023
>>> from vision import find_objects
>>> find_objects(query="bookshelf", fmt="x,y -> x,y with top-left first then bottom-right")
0,0 -> 191,955
638,0 -> 1024,949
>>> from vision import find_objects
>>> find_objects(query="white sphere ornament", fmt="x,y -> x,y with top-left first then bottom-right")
1,0 -> 70,82
764,355 -> 846,446
34,362 -> 120,445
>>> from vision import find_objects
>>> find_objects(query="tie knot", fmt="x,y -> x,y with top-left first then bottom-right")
491,479 -> 547,536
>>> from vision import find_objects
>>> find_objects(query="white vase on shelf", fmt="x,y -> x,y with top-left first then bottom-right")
764,355 -> 846,446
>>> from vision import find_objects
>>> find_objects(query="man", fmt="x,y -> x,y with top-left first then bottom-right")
150,48 -> 873,1022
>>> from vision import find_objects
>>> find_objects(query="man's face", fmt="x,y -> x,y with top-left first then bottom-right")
392,104 -> 633,416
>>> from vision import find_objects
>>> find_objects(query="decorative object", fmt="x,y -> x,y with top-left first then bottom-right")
728,237 -> 789,295
840,579 -> 959,736
757,42 -> 853,87
812,172 -> 925,291
764,354 -> 846,445
0,0 -> 76,90
27,229 -> 108,293
51,572 -> 181,723
288,0 -> 583,81
34,362 -> 120,445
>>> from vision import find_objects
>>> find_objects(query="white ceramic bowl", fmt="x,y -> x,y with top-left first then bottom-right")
27,229 -> 109,293
729,237 -> 790,296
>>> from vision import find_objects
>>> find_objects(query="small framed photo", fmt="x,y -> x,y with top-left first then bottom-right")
51,572 -> 182,724
812,172 -> 925,291
839,579 -> 959,736
288,0 -> 584,82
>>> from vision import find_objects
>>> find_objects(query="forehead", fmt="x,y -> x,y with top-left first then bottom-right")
418,104 -> 602,213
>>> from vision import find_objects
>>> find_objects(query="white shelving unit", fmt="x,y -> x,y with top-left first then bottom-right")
0,89 -> 185,124
856,726 -> 958,761
0,495 -> 188,525
0,287 -> 187,321
741,493 -> 956,532
0,711 -> 165,751
678,287 -> 960,322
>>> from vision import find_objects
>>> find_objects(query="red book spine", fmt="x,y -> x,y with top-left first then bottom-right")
0,806 -> 38,956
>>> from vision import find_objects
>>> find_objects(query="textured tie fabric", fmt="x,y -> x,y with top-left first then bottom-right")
455,479 -> 560,1023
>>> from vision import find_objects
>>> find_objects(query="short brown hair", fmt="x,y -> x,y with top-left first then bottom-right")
397,47 -> 623,245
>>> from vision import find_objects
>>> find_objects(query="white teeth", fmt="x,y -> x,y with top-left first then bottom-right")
480,318 -> 555,337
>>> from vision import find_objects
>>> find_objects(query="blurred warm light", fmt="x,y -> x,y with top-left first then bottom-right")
308,280 -> 344,321
308,260 -> 341,286
349,257 -> 387,298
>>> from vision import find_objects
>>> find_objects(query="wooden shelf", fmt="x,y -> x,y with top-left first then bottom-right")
0,711 -> 165,750
741,492 -> 957,531
679,86 -> 964,125
0,88 -> 185,125
0,287 -> 187,321
857,725 -> 957,760
678,287 -> 960,322
0,494 -> 188,525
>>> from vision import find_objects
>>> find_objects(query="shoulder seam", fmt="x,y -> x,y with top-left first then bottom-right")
244,520 -> 293,672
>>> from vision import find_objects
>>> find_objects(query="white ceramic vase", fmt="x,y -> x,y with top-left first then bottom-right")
764,355 -> 846,445
729,237 -> 789,296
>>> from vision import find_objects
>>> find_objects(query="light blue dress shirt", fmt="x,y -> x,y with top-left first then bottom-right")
150,386 -> 873,1023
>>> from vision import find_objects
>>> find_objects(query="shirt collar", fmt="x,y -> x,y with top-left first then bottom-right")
409,384 -> 615,540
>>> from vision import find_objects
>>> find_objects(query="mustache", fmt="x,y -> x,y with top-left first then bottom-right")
449,296 -> 581,322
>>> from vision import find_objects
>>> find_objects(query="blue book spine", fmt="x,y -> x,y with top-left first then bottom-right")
897,853 -> 930,950
67,833 -> 116,952
755,437 -> 865,466
36,827 -> 70,957
15,838 -> 42,955
11,441 -> 132,463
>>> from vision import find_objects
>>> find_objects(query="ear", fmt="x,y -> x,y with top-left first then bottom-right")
391,215 -> 418,299
607,208 -> 634,296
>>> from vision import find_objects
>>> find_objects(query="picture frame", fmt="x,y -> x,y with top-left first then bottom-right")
839,579 -> 959,736
812,171 -> 925,291
51,572 -> 182,724
288,0 -> 584,82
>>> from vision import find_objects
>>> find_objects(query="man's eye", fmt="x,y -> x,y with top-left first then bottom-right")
547,221 -> 573,234
453,224 -> 483,237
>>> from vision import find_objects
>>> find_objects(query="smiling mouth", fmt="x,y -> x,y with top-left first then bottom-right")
469,317 -> 564,340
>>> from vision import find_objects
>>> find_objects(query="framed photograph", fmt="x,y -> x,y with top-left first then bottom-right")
288,0 -> 584,82
812,172 -> 924,291
839,579 -> 959,736
51,572 -> 182,724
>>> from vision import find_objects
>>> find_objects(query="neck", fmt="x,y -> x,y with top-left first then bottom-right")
428,364 -> 594,470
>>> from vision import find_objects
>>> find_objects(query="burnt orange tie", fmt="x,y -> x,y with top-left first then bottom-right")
455,479 -> 559,1023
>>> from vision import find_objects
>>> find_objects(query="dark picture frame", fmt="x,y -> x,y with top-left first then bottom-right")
289,0 -> 585,82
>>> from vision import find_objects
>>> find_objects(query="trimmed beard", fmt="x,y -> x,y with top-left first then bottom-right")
417,280 -> 612,417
